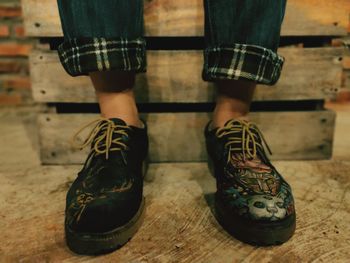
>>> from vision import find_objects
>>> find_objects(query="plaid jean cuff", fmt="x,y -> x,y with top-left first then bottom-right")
57,37 -> 147,77
202,44 -> 285,85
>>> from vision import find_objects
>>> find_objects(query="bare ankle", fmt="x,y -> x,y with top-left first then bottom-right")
96,89 -> 142,128
212,79 -> 256,129
211,111 -> 250,130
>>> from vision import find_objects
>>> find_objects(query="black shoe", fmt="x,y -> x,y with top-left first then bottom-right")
204,118 -> 296,246
65,117 -> 149,255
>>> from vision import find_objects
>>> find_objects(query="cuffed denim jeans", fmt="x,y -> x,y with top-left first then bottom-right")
57,0 -> 287,85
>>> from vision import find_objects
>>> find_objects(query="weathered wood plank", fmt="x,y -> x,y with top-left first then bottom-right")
0,110 -> 346,261
38,111 -> 335,164
343,70 -> 350,91
22,0 -> 350,37
30,47 -> 343,103
1,161 -> 350,261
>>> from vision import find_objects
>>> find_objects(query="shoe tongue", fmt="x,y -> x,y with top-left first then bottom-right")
108,117 -> 128,126
221,119 -> 262,157
208,118 -> 249,133
91,117 -> 130,151
223,116 -> 251,127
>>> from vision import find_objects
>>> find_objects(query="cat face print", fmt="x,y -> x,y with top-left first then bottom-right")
247,195 -> 287,221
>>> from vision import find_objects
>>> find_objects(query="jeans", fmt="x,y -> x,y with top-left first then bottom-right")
57,0 -> 287,85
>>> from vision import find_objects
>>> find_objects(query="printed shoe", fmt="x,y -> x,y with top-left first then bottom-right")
204,118 -> 296,245
65,117 -> 148,255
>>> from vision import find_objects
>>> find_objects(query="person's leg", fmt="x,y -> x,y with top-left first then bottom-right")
203,0 -> 286,128
203,0 -> 296,246
57,0 -> 146,127
56,0 -> 148,255
211,79 -> 256,128
90,70 -> 142,127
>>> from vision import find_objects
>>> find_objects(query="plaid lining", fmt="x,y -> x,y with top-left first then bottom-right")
57,37 -> 146,77
202,44 -> 285,85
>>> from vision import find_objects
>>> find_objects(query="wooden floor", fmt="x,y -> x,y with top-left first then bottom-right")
0,105 -> 350,262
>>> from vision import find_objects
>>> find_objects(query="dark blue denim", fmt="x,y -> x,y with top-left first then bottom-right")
56,0 -> 287,85
58,0 -> 144,38
204,0 -> 287,52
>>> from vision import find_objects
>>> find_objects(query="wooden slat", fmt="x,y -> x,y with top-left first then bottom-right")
22,0 -> 350,37
30,47 -> 343,103
38,111 -> 335,164
343,70 -> 350,87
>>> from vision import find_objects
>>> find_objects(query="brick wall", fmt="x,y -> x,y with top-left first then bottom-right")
0,0 -> 35,106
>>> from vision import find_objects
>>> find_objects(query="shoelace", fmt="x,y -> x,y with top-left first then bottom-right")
70,117 -> 131,160
215,119 -> 272,164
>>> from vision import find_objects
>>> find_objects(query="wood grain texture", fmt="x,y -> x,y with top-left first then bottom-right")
37,111 -> 335,164
1,161 -> 349,262
0,106 -> 348,262
29,47 -> 344,103
326,103 -> 350,161
22,0 -> 350,37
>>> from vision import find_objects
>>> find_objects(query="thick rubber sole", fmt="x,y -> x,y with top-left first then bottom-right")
207,155 -> 296,246
215,197 -> 296,246
65,197 -> 146,255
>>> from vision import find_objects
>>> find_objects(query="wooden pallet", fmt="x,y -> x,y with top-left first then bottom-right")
30,47 -> 343,103
38,111 -> 335,164
22,0 -> 350,36
22,0 -> 350,164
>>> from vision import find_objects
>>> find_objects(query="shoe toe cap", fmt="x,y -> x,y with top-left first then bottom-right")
246,194 -> 294,221
66,193 -> 142,233
221,187 -> 295,222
